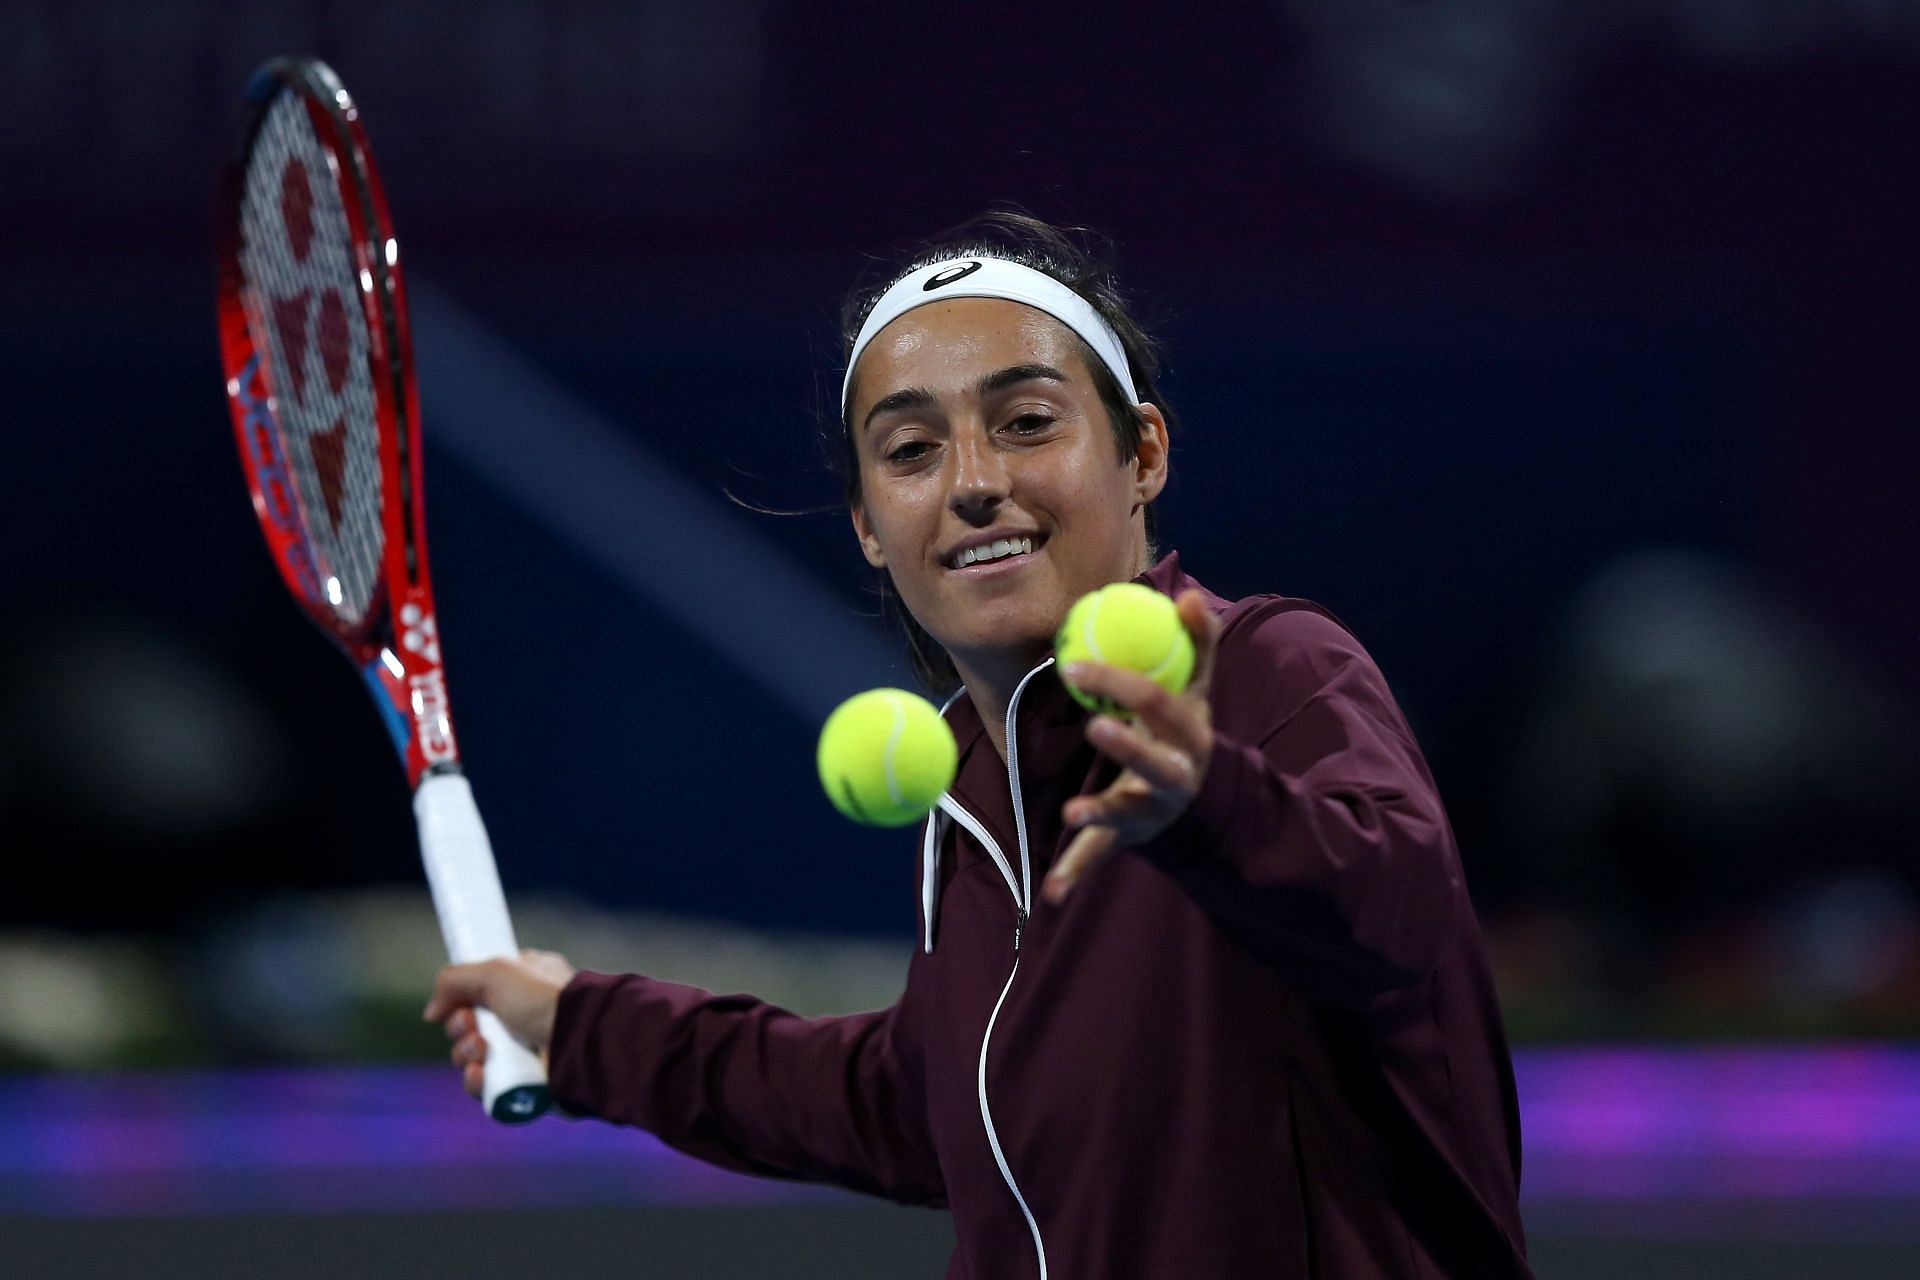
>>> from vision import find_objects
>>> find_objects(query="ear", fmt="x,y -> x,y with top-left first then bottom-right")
849,503 -> 887,568
1130,402 -> 1171,506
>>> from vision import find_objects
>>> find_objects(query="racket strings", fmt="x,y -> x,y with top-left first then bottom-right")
237,91 -> 387,629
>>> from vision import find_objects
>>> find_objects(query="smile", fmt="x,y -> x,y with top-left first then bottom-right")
946,533 -> 1045,573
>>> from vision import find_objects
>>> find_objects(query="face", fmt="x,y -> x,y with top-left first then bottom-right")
847,297 -> 1169,686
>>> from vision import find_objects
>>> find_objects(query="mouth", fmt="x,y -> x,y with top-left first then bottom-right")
945,532 -> 1046,576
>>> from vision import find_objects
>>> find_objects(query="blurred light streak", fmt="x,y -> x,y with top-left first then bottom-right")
409,281 -> 902,722
1516,1045 -> 1920,1202
0,1067 -> 834,1217
3,1048 -> 1918,1220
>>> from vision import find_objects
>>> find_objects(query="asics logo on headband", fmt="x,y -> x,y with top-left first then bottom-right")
923,261 -> 983,290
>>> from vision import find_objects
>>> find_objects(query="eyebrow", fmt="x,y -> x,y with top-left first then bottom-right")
860,363 -> 1073,436
979,362 -> 1070,396
862,386 -> 938,435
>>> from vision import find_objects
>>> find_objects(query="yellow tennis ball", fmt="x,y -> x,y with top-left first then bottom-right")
1055,582 -> 1195,716
816,688 -> 958,827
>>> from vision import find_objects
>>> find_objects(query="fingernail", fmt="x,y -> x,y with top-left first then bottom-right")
1061,663 -> 1085,681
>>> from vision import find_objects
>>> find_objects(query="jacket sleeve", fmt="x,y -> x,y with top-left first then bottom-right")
1134,604 -> 1463,1008
545,956 -> 947,1207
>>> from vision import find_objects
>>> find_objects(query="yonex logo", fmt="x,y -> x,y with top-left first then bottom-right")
408,665 -> 456,765
266,154 -> 363,534
236,98 -> 384,627
399,602 -> 441,664
923,261 -> 983,291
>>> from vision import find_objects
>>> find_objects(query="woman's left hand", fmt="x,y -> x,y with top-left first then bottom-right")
1043,589 -> 1221,905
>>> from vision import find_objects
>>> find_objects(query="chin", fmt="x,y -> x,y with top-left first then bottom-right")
904,564 -> 1078,661
941,608 -> 1065,668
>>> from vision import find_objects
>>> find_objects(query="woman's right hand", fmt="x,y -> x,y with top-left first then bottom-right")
423,949 -> 577,1098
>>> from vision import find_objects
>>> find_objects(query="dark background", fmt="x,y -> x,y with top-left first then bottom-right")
6,0 -> 1913,1017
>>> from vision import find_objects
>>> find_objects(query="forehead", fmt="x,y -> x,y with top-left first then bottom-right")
851,297 -> 1088,405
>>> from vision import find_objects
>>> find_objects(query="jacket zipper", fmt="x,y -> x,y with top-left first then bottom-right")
945,796 -> 1047,1277
953,659 -> 1054,1280
978,942 -> 1045,1280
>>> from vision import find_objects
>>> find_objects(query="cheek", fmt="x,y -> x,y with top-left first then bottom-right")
862,479 -> 939,553
1042,447 -> 1134,533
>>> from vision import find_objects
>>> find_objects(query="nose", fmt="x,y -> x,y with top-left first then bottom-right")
947,423 -> 1008,526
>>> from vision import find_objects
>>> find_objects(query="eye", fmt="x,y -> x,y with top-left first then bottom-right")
886,440 -> 932,464
1005,413 -> 1057,436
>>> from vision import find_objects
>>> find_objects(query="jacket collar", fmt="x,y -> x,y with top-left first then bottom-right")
920,552 -> 1194,952
939,549 -> 1189,762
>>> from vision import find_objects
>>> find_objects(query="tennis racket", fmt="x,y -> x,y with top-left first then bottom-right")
216,57 -> 550,1124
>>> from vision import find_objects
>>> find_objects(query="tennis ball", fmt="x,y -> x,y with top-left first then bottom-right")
816,688 -> 958,827
1055,582 -> 1195,716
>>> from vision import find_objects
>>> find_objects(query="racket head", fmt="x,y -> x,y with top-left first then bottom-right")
219,58 -> 456,785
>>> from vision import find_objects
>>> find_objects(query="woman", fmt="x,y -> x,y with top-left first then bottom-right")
426,214 -> 1534,1278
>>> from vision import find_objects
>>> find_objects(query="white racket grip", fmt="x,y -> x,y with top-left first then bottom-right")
413,772 -> 551,1123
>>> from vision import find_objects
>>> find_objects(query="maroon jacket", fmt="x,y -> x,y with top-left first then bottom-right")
549,553 -> 1533,1278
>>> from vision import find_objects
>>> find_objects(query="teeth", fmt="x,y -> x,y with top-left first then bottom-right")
954,537 -> 1033,568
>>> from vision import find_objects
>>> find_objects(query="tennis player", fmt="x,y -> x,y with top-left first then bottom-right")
427,213 -> 1534,1278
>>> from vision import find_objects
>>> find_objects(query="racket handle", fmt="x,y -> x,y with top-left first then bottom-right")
414,772 -> 552,1124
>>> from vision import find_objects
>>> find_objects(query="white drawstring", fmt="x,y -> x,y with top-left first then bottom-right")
918,660 -> 1055,951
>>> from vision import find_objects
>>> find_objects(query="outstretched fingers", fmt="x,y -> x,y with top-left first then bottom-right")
1043,821 -> 1119,905
1084,716 -> 1198,792
1062,664 -> 1205,754
1045,592 -> 1221,906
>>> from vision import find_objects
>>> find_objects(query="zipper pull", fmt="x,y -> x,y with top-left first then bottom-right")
1014,907 -> 1028,952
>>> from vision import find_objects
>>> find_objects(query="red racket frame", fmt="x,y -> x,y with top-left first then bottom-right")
217,58 -> 458,790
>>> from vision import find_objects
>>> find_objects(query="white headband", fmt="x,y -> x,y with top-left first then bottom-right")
840,257 -> 1140,416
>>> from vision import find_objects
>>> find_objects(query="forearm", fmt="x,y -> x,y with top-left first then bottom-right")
549,971 -> 946,1205
1138,696 -> 1462,1005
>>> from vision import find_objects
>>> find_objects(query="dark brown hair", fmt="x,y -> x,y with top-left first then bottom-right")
831,211 -> 1177,695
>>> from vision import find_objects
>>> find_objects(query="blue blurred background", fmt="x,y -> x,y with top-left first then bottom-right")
2,1 -> 1916,1275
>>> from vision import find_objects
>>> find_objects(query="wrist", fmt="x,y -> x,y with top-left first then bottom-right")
1136,727 -> 1249,866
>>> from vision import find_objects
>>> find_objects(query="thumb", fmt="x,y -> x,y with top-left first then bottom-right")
422,960 -> 499,1022
1178,590 -> 1221,697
